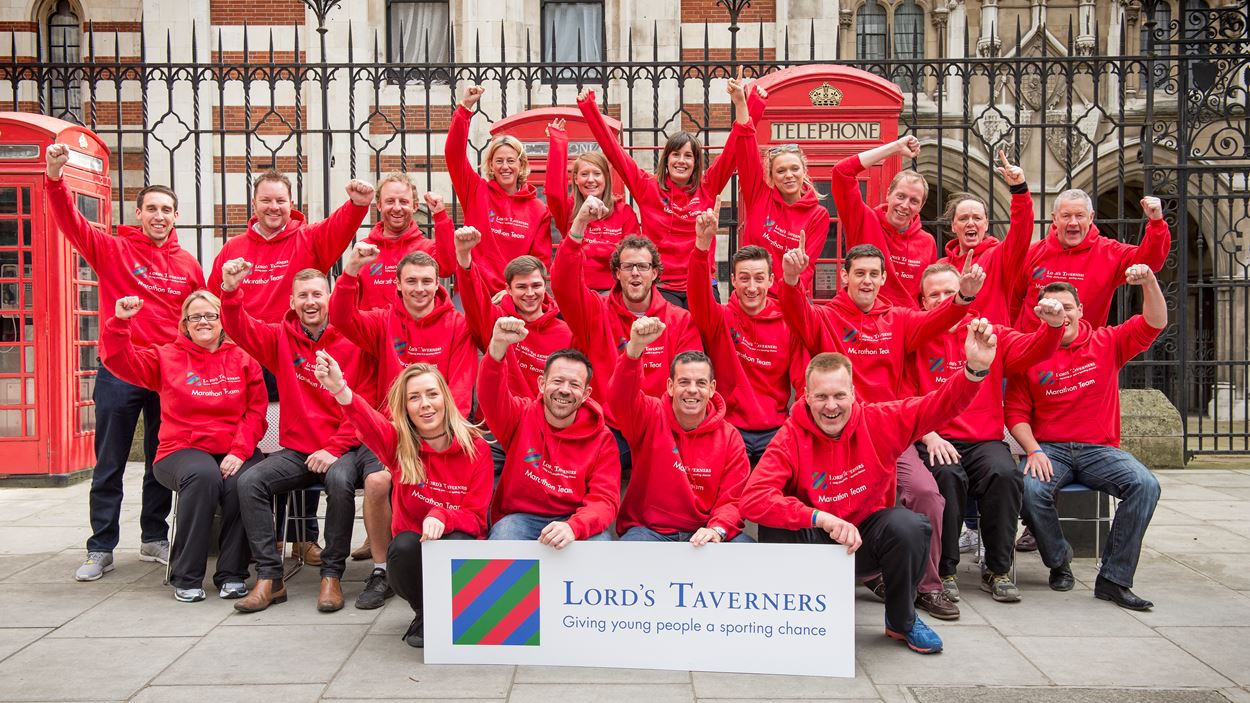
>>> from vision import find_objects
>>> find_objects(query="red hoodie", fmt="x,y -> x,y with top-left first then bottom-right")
100,317 -> 266,463
740,370 -> 983,529
46,176 -> 205,348
609,354 -> 748,538
1006,316 -> 1161,447
688,246 -> 803,430
208,201 -> 369,323
446,106 -> 553,293
546,125 -> 641,291
907,315 -> 1064,442
732,120 -> 830,298
832,155 -> 937,309
937,189 -> 1034,326
458,258 -> 572,398
1013,219 -> 1172,331
329,272 -> 476,415
780,282 -> 967,404
340,392 -> 491,537
551,236 -> 703,421
220,287 -> 371,456
480,354 -> 620,540
578,90 -> 740,293
357,220 -> 439,311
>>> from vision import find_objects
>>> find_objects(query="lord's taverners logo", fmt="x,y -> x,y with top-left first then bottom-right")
451,559 -> 540,646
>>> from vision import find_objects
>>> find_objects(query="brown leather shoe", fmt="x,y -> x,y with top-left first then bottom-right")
915,590 -> 961,620
234,578 -> 287,613
318,576 -> 344,612
291,541 -> 323,566
350,540 -> 372,561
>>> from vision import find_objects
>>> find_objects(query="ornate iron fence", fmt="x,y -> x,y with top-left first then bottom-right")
2,0 -> 1248,456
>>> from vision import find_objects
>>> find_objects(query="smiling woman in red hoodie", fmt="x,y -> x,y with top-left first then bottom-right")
576,70 -> 755,308
101,292 -> 266,604
446,85 -> 554,293
315,353 -> 491,650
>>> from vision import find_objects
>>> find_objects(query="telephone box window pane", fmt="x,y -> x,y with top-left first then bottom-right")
26,409 -> 33,435
79,406 -> 95,432
77,255 -> 96,281
813,180 -> 837,219
0,378 -> 19,403
0,410 -> 21,437
0,251 -> 17,276
23,316 -> 32,341
80,375 -> 95,400
78,285 -> 98,311
22,252 -> 31,276
0,347 -> 18,373
78,315 -> 98,342
0,315 -> 16,341
0,221 -> 16,246
21,283 -> 31,310
79,346 -> 98,370
22,220 -> 31,246
25,377 -> 33,403
0,188 -> 15,214
76,193 -> 100,223
24,345 -> 33,372
21,188 -> 30,214
1,283 -> 18,309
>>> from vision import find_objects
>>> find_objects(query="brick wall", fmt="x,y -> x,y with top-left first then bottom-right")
209,0 -> 305,26
680,0 -> 776,23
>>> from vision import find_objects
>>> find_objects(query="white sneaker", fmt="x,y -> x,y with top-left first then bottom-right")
74,552 -> 114,581
958,528 -> 980,554
174,587 -> 206,603
139,540 -> 170,565
219,582 -> 249,599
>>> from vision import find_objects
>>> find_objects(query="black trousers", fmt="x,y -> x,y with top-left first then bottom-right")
153,448 -> 263,589
388,530 -> 474,615
917,439 -> 1023,576
237,446 -> 384,580
759,506 -> 930,632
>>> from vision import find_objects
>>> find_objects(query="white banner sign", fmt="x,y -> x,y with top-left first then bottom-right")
421,541 -> 855,677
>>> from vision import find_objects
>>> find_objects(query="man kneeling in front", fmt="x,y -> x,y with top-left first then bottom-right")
740,322 -> 999,654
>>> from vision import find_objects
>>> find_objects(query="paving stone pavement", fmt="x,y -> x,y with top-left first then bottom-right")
1,466 -> 1249,702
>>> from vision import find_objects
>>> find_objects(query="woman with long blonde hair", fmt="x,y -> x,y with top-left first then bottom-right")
315,353 -> 491,649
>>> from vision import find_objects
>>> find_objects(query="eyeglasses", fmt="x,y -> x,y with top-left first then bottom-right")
619,263 -> 654,273
767,143 -> 802,156
184,313 -> 220,323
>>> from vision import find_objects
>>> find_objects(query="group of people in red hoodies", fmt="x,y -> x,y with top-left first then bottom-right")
47,66 -> 1173,660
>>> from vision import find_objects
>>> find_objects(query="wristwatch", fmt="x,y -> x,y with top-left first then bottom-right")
966,366 -> 991,378
712,526 -> 727,540
957,292 -> 977,304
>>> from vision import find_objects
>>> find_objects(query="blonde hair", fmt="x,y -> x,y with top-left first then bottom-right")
375,172 -> 417,205
179,289 -> 227,344
763,144 -> 823,199
571,151 -> 616,212
387,364 -> 482,485
483,135 -> 531,184
887,169 -> 929,201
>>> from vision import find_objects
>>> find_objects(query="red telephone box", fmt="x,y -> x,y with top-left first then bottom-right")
0,113 -> 110,479
752,66 -> 904,301
491,107 -> 625,244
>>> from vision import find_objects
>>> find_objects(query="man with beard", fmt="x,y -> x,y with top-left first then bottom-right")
688,210 -> 804,464
481,318 -> 620,546
552,197 -> 702,471
220,263 -> 381,613
780,240 -> 983,621
611,317 -> 751,544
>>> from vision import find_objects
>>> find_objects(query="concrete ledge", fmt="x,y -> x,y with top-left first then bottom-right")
1121,389 -> 1185,470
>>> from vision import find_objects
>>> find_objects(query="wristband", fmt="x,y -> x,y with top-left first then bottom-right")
1029,449 -> 1044,455
811,509 -> 819,527
965,366 -> 991,379
712,526 -> 727,540
957,292 -> 977,304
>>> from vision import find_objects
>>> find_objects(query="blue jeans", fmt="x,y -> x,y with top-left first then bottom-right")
1021,442 -> 1160,588
88,364 -> 169,552
489,512 -> 612,541
619,525 -> 755,543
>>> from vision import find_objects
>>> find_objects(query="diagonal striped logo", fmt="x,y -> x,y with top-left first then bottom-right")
811,471 -> 827,490
1037,370 -> 1055,385
292,355 -> 306,367
370,262 -> 384,276
928,356 -> 945,372
184,371 -> 202,386
1031,266 -> 1047,280
842,327 -> 858,343
451,559 -> 540,646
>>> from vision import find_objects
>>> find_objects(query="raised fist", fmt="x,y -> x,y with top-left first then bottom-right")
46,143 -> 69,180
114,296 -> 143,320
627,316 -> 667,357
422,191 -> 445,214
1125,263 -> 1156,286
454,226 -> 482,268
313,349 -> 346,395
345,179 -> 375,207
492,316 -> 529,347
577,87 -> 595,103
896,135 -> 921,159
1034,297 -> 1066,328
1141,196 -> 1163,221
345,241 -> 380,276
460,85 -> 485,110
219,258 -> 253,293
963,317 -> 998,375
571,196 -> 609,235
546,118 -> 565,137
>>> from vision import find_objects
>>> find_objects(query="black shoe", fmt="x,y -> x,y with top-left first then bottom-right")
1049,565 -> 1075,591
355,567 -> 395,610
1094,575 -> 1153,610
1015,526 -> 1038,552
862,576 -> 887,602
403,611 -> 425,648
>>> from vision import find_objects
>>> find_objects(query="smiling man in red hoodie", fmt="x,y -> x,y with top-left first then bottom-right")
781,239 -> 982,620
354,174 -> 441,310
1013,193 -> 1171,330
688,210 -> 803,464
220,263 -> 383,614
832,136 -> 934,309
552,197 -> 703,472
1007,267 -> 1166,611
611,317 -> 751,544
46,144 -> 206,583
481,317 -> 620,548
741,321 -> 999,655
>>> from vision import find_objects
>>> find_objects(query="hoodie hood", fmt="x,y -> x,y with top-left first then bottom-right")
943,232 -> 1001,262
727,291 -> 784,321
532,395 -> 608,441
790,395 -> 863,445
873,202 -> 925,240
663,391 -> 728,437
487,180 -> 540,202
1044,222 -> 1102,254
245,209 -> 309,244
393,285 -> 456,330
769,181 -> 821,212
828,288 -> 892,319
364,220 -> 424,248
118,224 -> 187,253
1062,318 -> 1094,350
171,332 -> 236,358
607,285 -> 672,320
500,292 -> 562,331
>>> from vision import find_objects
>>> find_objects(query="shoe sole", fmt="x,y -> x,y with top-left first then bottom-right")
75,563 -> 115,582
916,601 -> 960,621
1049,579 -> 1075,592
219,590 -> 249,600
318,602 -> 345,613
981,585 -> 1022,602
138,554 -> 169,566
233,593 -> 287,613
885,629 -> 942,654
174,593 -> 206,603
1094,592 -> 1152,611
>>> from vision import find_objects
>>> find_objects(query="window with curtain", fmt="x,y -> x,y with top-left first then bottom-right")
542,0 -> 606,83
46,0 -> 81,123
388,0 -> 451,64
856,1 -> 888,62
893,0 -> 925,92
